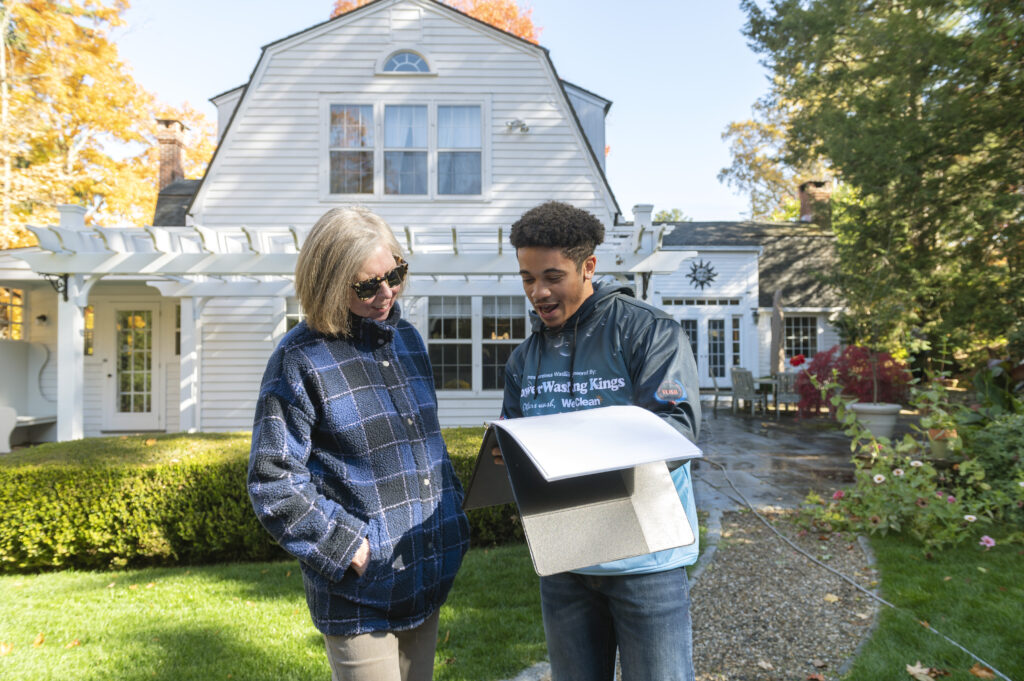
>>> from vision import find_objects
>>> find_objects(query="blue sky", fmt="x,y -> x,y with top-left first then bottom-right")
116,0 -> 770,221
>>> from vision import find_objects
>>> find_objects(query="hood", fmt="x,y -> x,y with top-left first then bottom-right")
528,280 -> 635,335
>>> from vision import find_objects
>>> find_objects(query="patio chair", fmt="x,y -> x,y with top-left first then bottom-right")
702,374 -> 732,419
730,368 -> 766,416
774,372 -> 800,419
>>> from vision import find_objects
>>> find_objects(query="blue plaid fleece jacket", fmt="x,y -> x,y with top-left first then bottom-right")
248,310 -> 470,636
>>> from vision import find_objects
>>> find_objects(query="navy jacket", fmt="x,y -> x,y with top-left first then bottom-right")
248,309 -> 470,635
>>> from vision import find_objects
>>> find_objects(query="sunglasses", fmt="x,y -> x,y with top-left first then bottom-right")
350,256 -> 408,300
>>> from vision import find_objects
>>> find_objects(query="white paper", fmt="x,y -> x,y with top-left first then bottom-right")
489,405 -> 702,482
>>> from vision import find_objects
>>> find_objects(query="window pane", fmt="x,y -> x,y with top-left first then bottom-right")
384,151 -> 427,195
330,105 -> 374,148
785,316 -> 818,358
330,151 -> 374,194
483,296 -> 527,340
438,106 -> 480,148
428,296 -> 471,339
438,151 -> 481,195
483,343 -> 515,390
429,343 -> 472,391
680,319 -> 698,360
384,105 -> 427,148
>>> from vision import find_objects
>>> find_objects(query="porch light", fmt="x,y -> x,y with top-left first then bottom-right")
506,119 -> 529,133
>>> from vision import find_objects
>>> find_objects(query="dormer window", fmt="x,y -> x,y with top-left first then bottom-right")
383,51 -> 429,73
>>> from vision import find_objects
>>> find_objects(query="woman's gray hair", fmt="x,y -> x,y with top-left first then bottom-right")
295,207 -> 404,337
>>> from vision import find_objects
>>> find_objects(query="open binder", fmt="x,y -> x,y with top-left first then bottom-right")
463,405 -> 702,576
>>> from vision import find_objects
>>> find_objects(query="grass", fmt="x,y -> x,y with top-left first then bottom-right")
844,525 -> 1023,680
0,544 -> 543,681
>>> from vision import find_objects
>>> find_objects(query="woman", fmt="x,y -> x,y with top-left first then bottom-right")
248,206 -> 470,681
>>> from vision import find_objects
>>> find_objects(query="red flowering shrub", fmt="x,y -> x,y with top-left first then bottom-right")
795,345 -> 912,417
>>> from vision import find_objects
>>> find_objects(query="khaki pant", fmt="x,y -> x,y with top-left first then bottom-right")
323,610 -> 440,681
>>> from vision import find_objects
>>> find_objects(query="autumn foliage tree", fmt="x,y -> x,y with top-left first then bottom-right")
0,0 -> 214,249
330,0 -> 540,43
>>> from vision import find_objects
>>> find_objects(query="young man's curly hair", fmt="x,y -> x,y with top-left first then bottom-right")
509,201 -> 605,268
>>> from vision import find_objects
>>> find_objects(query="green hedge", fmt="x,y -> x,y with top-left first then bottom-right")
0,428 -> 522,573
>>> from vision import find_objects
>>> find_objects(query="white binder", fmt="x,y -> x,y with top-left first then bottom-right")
464,405 -> 702,576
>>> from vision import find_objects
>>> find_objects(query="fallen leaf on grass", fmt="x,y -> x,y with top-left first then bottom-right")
970,664 -> 997,679
977,566 -> 988,573
756,660 -> 774,671
855,612 -> 871,620
807,674 -> 826,681
919,620 -> 930,628
65,639 -> 80,649
823,593 -> 840,603
145,582 -> 155,589
144,438 -> 157,446
943,576 -> 952,581
907,661 -> 932,681
129,584 -> 138,590
32,633 -> 44,647
0,642 -> 12,656
107,582 -> 116,588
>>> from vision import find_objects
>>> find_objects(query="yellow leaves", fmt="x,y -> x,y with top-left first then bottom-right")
65,639 -> 81,649
0,642 -> 13,656
32,633 -> 44,647
906,662 -> 951,679
823,593 -> 840,603
144,438 -> 157,446
330,0 -> 540,43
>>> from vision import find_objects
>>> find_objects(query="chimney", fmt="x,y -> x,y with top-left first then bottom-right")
156,119 -> 187,190
798,180 -> 832,226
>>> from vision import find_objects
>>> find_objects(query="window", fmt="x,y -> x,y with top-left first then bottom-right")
84,305 -> 95,355
708,319 -> 725,378
679,319 -> 698,360
326,100 -> 484,198
731,317 -> 742,368
662,297 -> 740,306
175,303 -> 181,356
0,287 -> 24,340
329,105 -> 374,194
428,297 -> 472,391
482,296 -> 528,390
785,316 -> 818,358
438,106 -> 482,195
385,105 -> 428,194
383,51 -> 429,73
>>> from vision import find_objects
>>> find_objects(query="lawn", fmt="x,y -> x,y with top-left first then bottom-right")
0,545 -> 544,681
846,527 -> 1023,680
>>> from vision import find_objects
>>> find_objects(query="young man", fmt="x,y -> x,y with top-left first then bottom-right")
501,200 -> 701,681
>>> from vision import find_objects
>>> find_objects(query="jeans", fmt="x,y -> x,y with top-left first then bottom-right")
539,568 -> 694,681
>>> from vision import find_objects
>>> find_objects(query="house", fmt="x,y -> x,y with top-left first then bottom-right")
0,0 -> 840,448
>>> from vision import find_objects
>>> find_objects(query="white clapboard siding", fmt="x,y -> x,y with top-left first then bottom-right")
436,395 -> 502,429
27,287 -> 58,403
199,297 -> 280,432
192,0 -> 615,230
650,252 -> 760,301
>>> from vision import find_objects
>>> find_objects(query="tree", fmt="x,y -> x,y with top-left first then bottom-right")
741,0 -> 1024,360
331,0 -> 540,43
653,208 -> 690,223
0,0 -> 214,249
718,98 -> 830,221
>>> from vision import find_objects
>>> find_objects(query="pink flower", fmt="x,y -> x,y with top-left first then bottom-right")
947,495 -> 956,503
964,514 -> 977,523
893,468 -> 905,477
789,354 -> 806,367
832,490 -> 845,501
979,535 -> 996,549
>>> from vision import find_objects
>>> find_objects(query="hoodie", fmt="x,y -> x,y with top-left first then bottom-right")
501,282 -> 702,575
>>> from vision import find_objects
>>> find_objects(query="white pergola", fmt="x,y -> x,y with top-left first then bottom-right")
10,204 -> 694,441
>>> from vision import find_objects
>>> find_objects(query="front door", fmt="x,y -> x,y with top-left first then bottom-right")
678,313 -> 742,388
103,305 -> 163,431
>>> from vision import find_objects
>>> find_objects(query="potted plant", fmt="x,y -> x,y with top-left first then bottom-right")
838,345 -> 909,440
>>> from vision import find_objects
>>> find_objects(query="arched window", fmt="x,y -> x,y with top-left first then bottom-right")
383,51 -> 429,73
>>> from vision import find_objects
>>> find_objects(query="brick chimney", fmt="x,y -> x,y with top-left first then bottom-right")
156,119 -> 187,190
798,180 -> 832,226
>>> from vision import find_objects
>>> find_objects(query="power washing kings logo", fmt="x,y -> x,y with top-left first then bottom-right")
520,372 -> 627,412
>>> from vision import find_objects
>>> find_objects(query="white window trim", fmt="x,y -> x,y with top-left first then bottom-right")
319,94 -> 492,203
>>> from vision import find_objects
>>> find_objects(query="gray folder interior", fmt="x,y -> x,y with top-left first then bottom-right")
464,426 -> 694,576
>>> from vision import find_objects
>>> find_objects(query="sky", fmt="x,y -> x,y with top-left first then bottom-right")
115,0 -> 771,221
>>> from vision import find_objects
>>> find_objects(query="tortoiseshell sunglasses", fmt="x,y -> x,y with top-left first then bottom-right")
350,256 -> 408,300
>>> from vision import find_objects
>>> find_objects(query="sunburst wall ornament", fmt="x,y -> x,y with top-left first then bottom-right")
687,259 -> 717,290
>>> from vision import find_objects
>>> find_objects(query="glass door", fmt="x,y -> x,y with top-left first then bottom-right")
104,305 -> 162,431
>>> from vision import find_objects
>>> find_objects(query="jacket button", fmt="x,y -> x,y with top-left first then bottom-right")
423,478 -> 430,486
382,360 -> 390,367
407,417 -> 414,425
